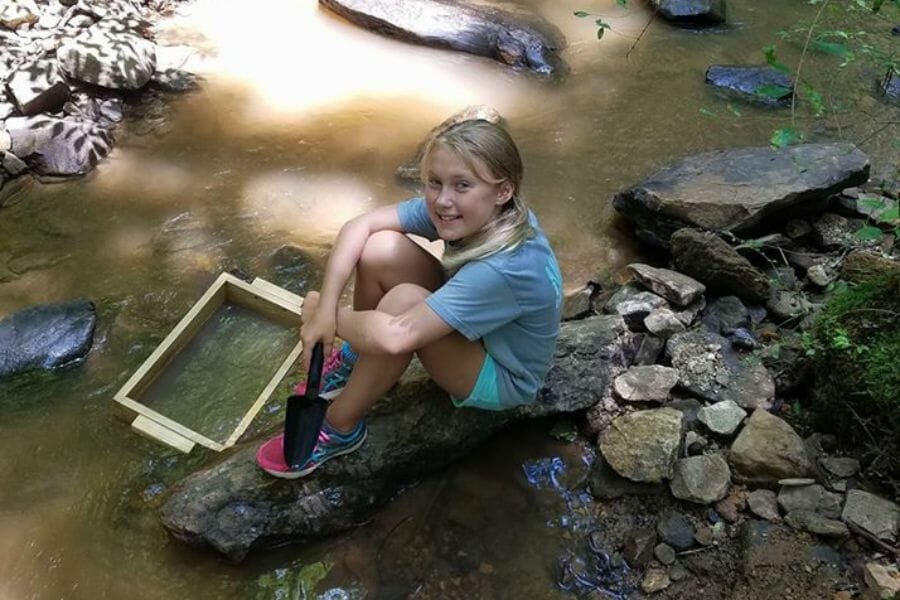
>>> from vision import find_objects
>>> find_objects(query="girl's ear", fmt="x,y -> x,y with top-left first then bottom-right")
496,181 -> 514,205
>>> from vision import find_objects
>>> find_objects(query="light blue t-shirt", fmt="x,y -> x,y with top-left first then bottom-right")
397,197 -> 562,407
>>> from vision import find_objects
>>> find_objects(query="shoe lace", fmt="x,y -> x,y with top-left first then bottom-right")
322,348 -> 343,374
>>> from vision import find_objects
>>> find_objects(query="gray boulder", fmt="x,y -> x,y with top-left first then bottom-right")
705,65 -> 792,105
777,484 -> 843,519
6,59 -> 70,115
159,315 -> 633,560
626,263 -> 705,307
784,510 -> 849,538
697,399 -> 746,436
319,0 -> 565,75
603,283 -> 669,330
643,308 -> 686,338
667,328 -> 774,409
841,489 -> 899,541
599,407 -> 683,482
612,144 -> 870,247
671,229 -> 771,303
701,295 -> 750,334
57,25 -> 156,89
669,454 -> 731,504
6,115 -> 113,177
0,299 -> 96,377
729,409 -> 812,483
613,365 -> 678,402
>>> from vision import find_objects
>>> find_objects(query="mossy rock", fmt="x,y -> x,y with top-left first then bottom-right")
809,273 -> 900,491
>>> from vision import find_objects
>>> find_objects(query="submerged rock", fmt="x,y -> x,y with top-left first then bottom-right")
612,144 -> 870,247
650,0 -> 726,25
0,299 -> 96,377
705,65 -> 792,105
159,315 -> 632,560
319,0 -> 565,75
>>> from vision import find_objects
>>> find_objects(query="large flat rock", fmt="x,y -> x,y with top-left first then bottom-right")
319,0 -> 565,75
159,315 -> 633,560
612,144 -> 870,248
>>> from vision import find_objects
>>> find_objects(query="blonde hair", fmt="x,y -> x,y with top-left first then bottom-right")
421,120 -> 534,274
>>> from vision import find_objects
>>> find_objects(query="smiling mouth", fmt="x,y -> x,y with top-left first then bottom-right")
436,214 -> 461,222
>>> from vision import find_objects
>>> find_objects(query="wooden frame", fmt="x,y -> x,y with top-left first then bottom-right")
113,273 -> 304,454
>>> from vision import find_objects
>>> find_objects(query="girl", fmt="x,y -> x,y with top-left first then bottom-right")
257,119 -> 562,478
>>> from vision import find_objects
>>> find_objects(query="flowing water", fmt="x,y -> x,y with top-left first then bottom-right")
0,0 -> 896,597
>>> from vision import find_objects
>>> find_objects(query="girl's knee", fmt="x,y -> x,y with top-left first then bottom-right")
377,283 -> 430,314
359,231 -> 411,272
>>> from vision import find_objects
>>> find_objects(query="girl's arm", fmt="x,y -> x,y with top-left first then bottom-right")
302,205 -> 406,363
335,301 -> 454,356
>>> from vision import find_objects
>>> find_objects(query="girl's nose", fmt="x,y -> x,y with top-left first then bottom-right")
436,188 -> 454,206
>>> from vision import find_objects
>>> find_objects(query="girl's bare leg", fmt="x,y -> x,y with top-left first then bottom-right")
325,232 -> 485,432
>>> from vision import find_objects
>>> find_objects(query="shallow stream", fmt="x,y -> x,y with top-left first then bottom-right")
0,0 -> 896,597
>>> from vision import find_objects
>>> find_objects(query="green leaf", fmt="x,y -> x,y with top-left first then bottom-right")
699,107 -> 717,117
802,82 -> 826,117
872,0 -> 884,11
763,45 -> 791,74
812,40 -> 853,58
595,18 -> 611,28
726,103 -> 743,117
855,225 -> 885,241
574,10 -> 590,17
597,27 -> 605,39
617,0 -> 628,5
770,127 -> 801,148
755,84 -> 792,99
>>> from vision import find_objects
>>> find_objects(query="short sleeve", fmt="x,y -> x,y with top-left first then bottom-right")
397,197 -> 438,240
426,261 -> 523,341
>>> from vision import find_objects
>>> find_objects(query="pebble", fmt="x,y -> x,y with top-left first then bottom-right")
694,525 -> 714,546
669,563 -> 689,582
747,489 -> 782,522
819,456 -> 860,478
657,511 -> 695,550
654,543 -> 676,565
641,568 -> 671,594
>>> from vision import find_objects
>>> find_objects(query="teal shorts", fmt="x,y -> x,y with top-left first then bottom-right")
451,355 -> 505,411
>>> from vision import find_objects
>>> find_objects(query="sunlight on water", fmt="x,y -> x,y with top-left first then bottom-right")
164,0 -> 533,118
241,171 -> 375,245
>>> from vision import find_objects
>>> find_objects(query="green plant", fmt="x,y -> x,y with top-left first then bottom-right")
808,273 -> 900,493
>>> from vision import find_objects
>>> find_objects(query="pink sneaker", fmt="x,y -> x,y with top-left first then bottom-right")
256,420 -> 367,479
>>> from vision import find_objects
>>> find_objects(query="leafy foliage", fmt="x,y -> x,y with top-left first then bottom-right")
808,274 -> 900,493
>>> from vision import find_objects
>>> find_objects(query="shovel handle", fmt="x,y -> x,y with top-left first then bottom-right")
305,341 -> 324,399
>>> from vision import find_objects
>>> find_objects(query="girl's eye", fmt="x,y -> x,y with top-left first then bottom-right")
427,179 -> 440,189
455,181 -> 471,191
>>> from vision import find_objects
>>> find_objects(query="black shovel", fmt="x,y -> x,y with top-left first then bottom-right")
283,341 -> 328,470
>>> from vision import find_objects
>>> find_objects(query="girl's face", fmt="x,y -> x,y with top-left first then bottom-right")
423,145 -> 513,242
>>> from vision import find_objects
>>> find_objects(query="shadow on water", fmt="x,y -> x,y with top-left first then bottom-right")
0,0 -> 897,597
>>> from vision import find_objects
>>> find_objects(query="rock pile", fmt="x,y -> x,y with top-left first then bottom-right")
0,0 -> 197,202
569,258 -> 900,595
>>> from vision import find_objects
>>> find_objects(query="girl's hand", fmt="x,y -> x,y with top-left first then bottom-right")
300,291 -> 336,370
